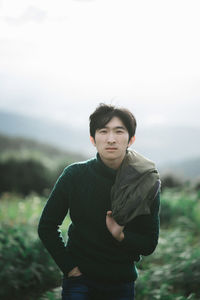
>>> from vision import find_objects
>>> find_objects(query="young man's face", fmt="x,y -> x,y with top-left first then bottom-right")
90,116 -> 135,169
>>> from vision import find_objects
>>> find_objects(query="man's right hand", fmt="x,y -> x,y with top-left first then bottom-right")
68,266 -> 82,278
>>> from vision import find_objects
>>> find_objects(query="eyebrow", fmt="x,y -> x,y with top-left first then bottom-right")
104,126 -> 126,130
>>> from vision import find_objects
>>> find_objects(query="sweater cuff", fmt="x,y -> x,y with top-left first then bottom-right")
119,231 -> 131,247
58,247 -> 77,276
109,230 -> 132,247
108,231 -> 125,247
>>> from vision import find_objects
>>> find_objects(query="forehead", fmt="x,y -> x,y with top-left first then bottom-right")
103,116 -> 126,129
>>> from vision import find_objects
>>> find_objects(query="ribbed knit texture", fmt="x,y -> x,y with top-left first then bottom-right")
38,153 -> 160,283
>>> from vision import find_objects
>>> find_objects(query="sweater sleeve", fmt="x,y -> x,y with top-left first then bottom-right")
38,167 -> 77,275
115,192 -> 160,256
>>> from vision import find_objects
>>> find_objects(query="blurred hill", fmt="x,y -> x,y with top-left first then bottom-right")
159,156 -> 200,181
0,110 -> 91,158
0,110 -> 200,179
0,132 -> 86,170
0,133 -> 86,195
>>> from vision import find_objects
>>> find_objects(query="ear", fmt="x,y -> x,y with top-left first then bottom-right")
90,136 -> 96,147
128,135 -> 135,147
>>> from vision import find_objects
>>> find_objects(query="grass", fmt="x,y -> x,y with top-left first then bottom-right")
0,192 -> 70,232
0,193 -> 43,226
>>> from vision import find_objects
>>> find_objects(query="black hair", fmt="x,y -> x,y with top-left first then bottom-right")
89,103 -> 137,141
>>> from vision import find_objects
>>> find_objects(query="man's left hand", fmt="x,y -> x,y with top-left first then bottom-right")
106,211 -> 124,242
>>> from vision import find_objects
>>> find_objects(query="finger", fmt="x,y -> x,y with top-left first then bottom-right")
106,210 -> 112,216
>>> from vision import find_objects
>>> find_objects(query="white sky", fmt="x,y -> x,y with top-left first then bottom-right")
0,0 -> 200,129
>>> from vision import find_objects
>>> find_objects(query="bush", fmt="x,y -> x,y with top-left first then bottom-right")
39,288 -> 61,300
0,224 -> 61,300
160,189 -> 200,232
135,229 -> 200,300
0,194 -> 70,300
0,158 -> 53,195
161,174 -> 184,189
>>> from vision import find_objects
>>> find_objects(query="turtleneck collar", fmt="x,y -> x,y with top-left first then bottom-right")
93,153 -> 118,180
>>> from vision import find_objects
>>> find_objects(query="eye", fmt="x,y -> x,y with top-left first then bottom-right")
116,130 -> 124,134
99,129 -> 107,134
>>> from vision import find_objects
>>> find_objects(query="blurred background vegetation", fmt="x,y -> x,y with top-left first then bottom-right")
0,133 -> 200,300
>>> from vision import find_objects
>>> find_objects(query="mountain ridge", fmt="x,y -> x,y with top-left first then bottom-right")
0,110 -> 200,180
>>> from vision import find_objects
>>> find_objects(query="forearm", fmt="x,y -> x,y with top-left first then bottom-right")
38,217 -> 77,275
38,169 -> 77,274
115,193 -> 160,256
121,224 -> 159,255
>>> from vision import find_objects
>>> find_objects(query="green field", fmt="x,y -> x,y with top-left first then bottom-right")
0,188 -> 200,300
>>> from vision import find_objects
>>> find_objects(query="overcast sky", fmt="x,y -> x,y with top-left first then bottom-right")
0,0 -> 200,130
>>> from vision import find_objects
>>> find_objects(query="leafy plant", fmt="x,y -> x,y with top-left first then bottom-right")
160,189 -> 200,233
136,229 -> 200,300
0,224 -> 61,300
0,194 -> 70,300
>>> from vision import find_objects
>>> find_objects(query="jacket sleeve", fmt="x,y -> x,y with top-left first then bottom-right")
38,167 -> 77,275
115,192 -> 160,256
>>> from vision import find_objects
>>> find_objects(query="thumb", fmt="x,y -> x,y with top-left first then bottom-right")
107,210 -> 112,216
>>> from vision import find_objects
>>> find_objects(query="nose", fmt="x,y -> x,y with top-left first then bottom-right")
107,132 -> 116,143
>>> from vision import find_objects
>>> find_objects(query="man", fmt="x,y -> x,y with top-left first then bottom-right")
38,103 -> 160,300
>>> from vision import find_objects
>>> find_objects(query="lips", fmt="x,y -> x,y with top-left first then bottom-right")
105,147 -> 117,150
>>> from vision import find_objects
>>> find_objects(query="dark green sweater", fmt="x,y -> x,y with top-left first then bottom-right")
38,153 -> 160,283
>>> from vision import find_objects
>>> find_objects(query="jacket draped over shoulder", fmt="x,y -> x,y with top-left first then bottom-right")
111,150 -> 161,225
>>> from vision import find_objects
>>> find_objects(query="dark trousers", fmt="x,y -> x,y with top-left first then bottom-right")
62,275 -> 135,300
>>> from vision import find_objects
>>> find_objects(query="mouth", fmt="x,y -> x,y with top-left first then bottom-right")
105,147 -> 117,151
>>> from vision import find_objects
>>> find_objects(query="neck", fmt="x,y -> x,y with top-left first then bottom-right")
99,154 -> 126,170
